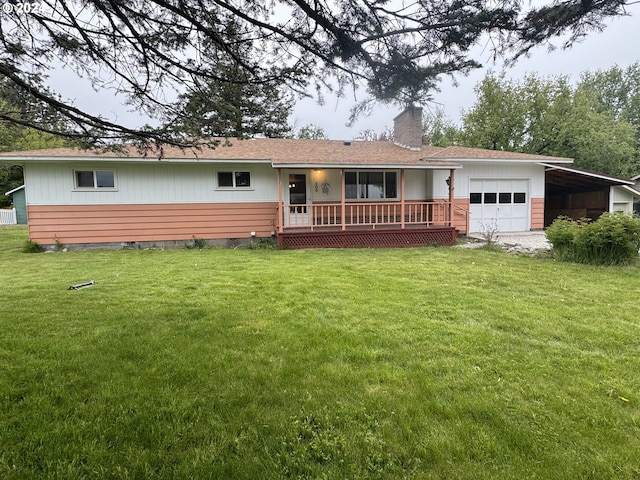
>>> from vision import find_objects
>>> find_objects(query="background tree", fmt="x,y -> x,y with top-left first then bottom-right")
421,107 -> 459,147
356,128 -> 393,141
449,71 -> 638,177
578,62 -> 640,144
0,78 -> 68,206
165,21 -> 294,138
295,125 -> 328,140
0,0 -> 633,147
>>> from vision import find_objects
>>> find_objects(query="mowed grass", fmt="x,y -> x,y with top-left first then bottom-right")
1,226 -> 639,479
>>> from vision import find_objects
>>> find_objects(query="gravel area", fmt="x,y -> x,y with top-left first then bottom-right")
494,232 -> 550,249
460,231 -> 551,252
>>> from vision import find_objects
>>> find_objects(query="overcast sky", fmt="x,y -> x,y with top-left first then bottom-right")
46,4 -> 639,141
291,5 -> 640,140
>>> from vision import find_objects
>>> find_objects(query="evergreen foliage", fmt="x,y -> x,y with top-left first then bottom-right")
165,21 -> 294,138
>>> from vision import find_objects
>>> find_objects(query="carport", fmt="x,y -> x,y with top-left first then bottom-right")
542,164 -> 638,227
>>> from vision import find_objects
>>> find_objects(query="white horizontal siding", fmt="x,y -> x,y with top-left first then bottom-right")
24,162 -> 278,205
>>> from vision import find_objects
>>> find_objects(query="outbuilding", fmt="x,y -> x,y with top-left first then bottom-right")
4,185 -> 27,224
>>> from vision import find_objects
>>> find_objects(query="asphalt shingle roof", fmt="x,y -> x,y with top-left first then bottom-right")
0,138 -> 574,166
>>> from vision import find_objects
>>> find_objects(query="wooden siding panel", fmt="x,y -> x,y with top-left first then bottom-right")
452,198 -> 470,232
531,197 -> 544,229
27,202 -> 278,245
430,198 -> 469,232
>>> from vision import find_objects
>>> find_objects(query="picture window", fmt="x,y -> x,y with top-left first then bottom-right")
345,171 -> 398,200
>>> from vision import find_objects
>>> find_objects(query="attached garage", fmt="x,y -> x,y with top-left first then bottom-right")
469,179 -> 530,233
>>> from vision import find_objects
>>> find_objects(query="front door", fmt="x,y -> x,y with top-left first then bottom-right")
287,173 -> 309,226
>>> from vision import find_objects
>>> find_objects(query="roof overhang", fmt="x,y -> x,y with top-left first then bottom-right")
0,155 -> 272,164
542,163 -> 635,195
5,185 -> 25,195
270,162 -> 463,170
619,185 -> 640,199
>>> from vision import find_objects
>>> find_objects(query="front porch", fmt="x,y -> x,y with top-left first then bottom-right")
274,166 -> 466,249
277,200 -> 467,248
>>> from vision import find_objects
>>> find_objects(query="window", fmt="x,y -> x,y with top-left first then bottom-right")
217,170 -> 252,189
74,170 -> 116,189
499,193 -> 512,204
345,171 -> 397,200
471,191 -> 527,204
484,192 -> 497,204
514,192 -> 526,204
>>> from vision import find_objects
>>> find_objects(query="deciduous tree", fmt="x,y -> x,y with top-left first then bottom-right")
452,72 -> 638,176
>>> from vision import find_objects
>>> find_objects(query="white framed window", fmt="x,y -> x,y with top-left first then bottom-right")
74,170 -> 116,190
216,170 -> 253,189
345,171 -> 397,200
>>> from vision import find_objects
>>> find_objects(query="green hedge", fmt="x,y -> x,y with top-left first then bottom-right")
546,213 -> 640,265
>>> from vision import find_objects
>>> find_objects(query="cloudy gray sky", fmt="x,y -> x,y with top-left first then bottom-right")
291,5 -> 640,139
46,4 -> 639,141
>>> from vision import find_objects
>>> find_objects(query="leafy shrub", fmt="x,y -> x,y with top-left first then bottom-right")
546,213 -> 640,265
22,240 -> 44,253
545,216 -> 583,261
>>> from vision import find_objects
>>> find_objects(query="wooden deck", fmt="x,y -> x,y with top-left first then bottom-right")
278,200 -> 464,248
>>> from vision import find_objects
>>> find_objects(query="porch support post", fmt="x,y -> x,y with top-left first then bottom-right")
341,169 -> 346,231
400,169 -> 406,229
277,168 -> 283,234
448,168 -> 455,227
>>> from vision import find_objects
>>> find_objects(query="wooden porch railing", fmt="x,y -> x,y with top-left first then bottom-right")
282,201 -> 461,231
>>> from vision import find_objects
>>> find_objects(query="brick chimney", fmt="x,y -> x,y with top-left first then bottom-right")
393,106 -> 423,150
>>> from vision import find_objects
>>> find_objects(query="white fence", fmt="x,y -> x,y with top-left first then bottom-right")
0,208 -> 17,225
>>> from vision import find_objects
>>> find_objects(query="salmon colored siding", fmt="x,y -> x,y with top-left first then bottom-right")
27,203 -> 278,245
431,198 -> 470,233
531,197 -> 544,229
452,198 -> 470,233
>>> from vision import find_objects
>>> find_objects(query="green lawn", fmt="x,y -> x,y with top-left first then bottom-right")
1,226 -> 639,479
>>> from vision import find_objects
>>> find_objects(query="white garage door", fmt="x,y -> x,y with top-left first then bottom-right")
469,179 -> 529,233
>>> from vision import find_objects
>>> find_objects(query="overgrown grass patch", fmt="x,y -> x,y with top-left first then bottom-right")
1,227 -> 639,478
